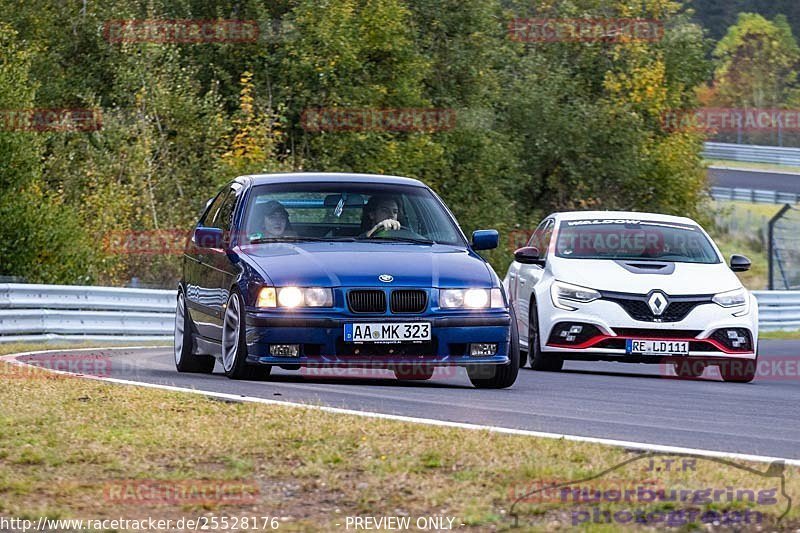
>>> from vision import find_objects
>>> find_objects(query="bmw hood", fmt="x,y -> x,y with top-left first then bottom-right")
238,242 -> 496,288
551,258 -> 743,295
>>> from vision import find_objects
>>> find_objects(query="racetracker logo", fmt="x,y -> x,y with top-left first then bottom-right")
508,18 -> 664,43
104,19 -> 259,43
661,108 -> 800,133
300,108 -> 456,133
102,229 -> 322,255
300,364 -> 458,380
508,229 -> 535,252
0,109 -> 102,132
661,357 -> 800,382
104,480 -> 259,504
102,230 -> 191,255
7,353 -> 113,379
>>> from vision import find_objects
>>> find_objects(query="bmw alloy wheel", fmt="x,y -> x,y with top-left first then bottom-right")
222,293 -> 241,373
174,292 -> 186,365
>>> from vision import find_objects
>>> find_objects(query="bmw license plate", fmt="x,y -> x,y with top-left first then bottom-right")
344,322 -> 431,343
626,339 -> 689,356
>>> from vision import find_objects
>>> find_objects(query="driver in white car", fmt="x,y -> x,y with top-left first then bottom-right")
360,195 -> 402,237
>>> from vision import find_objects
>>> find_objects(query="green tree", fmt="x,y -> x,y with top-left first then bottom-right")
0,23 -> 94,283
278,0 -> 434,174
0,0 -> 716,283
406,0 -> 519,267
221,71 -> 295,176
500,1 -> 711,227
712,13 -> 800,107
689,0 -> 800,43
42,43 -> 230,286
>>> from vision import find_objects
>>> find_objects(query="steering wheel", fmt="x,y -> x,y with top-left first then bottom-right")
371,226 -> 423,239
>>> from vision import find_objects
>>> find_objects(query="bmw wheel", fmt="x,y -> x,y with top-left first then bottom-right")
222,291 -> 271,380
468,307 -> 520,389
175,290 -> 215,374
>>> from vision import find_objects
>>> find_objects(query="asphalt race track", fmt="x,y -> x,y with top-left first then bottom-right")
13,340 -> 800,460
709,167 -> 800,194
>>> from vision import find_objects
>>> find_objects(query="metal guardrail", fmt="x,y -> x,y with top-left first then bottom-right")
0,284 -> 797,342
0,284 -> 175,343
710,186 -> 800,205
703,142 -> 800,166
753,290 -> 800,331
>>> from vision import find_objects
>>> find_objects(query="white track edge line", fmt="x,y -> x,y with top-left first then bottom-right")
3,346 -> 799,467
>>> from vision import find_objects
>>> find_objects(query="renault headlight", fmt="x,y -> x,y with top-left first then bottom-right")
713,288 -> 749,316
712,288 -> 747,308
551,281 -> 601,311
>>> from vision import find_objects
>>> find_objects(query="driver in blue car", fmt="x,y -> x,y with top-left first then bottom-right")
360,195 -> 401,237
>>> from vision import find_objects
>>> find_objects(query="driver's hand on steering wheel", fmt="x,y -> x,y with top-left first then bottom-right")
367,219 -> 401,237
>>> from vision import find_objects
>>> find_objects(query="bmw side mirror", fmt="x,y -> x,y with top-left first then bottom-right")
472,229 -> 499,250
730,254 -> 751,272
514,247 -> 545,266
194,226 -> 223,249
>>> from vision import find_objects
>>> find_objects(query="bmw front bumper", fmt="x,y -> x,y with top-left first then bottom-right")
243,311 -> 512,367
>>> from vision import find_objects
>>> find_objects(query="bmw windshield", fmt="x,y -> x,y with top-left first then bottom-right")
241,182 -> 466,246
554,219 -> 721,264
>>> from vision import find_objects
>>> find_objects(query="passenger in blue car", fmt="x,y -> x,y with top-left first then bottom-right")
248,200 -> 295,241
360,195 -> 402,237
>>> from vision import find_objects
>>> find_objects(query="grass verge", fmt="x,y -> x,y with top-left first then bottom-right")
1,343 -> 799,531
760,330 -> 800,340
710,200 -> 783,290
707,160 -> 800,174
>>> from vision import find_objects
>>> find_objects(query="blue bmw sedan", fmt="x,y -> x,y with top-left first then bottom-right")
175,173 -> 519,388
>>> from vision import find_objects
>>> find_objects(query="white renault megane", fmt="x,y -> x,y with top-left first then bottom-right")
504,211 -> 758,382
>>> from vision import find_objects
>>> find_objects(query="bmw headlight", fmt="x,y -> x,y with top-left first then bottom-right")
551,281 -> 601,311
277,287 -> 304,307
258,286 -> 333,308
713,288 -> 749,316
257,287 -> 277,308
304,287 -> 333,307
440,288 -> 504,309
